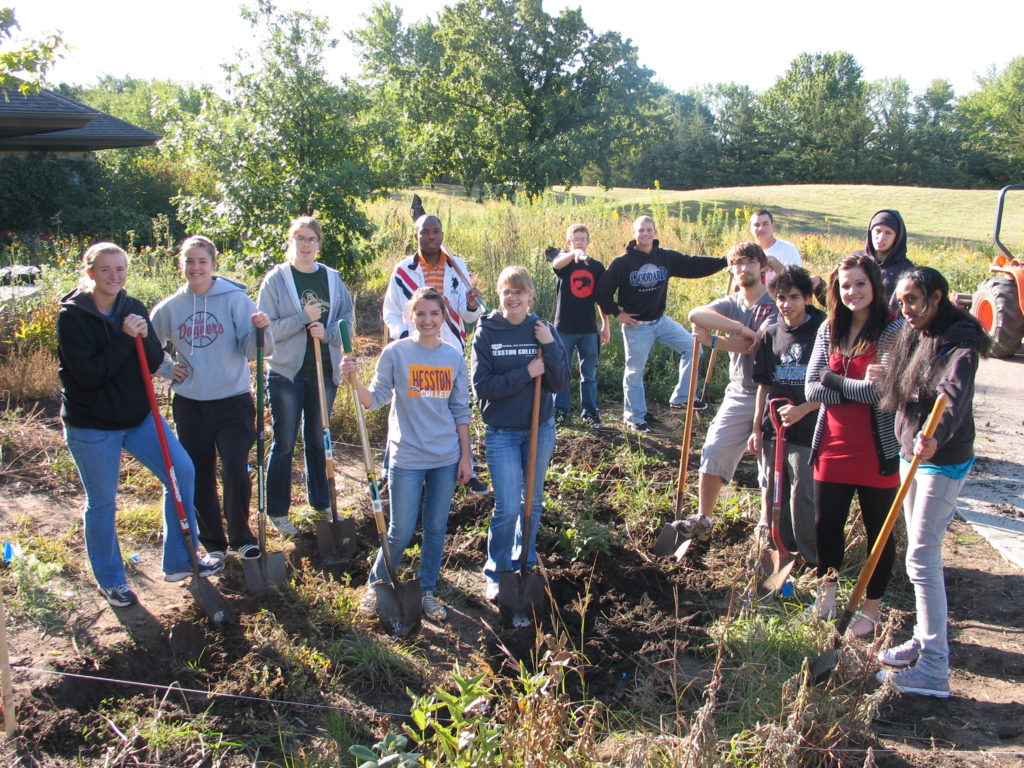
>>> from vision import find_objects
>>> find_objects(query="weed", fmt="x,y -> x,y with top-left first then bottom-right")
336,632 -> 421,693
116,502 -> 163,543
0,347 -> 59,403
3,552 -> 76,629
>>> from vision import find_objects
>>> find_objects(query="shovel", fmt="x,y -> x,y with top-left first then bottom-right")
697,274 -> 733,404
312,335 -> 357,564
806,393 -> 948,686
242,325 -> 288,593
653,335 -> 702,557
497,372 -> 547,621
340,320 -> 421,636
134,336 -> 235,626
760,397 -> 797,593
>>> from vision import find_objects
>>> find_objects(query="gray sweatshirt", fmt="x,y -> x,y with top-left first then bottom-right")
152,276 -> 274,401
365,338 -> 471,470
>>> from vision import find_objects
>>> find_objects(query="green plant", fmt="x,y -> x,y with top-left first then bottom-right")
4,552 -> 76,629
406,669 -> 504,767
350,732 -> 421,768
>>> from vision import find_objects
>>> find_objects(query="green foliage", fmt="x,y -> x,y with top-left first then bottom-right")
406,670 -> 504,766
958,56 -> 1024,182
166,0 -> 376,275
349,732 -> 421,768
4,552 -> 75,629
0,7 -> 65,93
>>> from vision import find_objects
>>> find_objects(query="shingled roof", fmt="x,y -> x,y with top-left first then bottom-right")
0,85 -> 160,151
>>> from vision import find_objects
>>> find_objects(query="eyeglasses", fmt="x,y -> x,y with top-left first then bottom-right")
501,289 -> 528,298
293,235 -> 319,245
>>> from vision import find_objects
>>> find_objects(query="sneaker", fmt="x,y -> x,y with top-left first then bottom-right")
879,638 -> 921,668
512,612 -> 532,628
554,410 -> 570,426
807,580 -> 838,621
876,667 -> 950,698
670,513 -> 713,542
229,543 -> 261,560
206,550 -> 226,563
468,476 -> 490,495
581,411 -> 601,427
485,580 -> 499,601
627,421 -> 650,434
100,584 -> 138,608
165,555 -> 225,583
269,515 -> 298,535
358,588 -> 377,617
670,399 -> 709,412
422,592 -> 447,622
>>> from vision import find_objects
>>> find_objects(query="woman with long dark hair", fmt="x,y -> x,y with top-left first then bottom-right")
805,253 -> 904,637
874,266 -> 989,697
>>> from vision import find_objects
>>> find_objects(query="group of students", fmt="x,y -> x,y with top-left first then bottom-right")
57,208 -> 985,696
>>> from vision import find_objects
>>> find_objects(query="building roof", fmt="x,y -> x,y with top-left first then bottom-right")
0,85 -> 160,151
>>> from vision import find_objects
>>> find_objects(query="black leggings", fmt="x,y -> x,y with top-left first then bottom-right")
815,480 -> 899,601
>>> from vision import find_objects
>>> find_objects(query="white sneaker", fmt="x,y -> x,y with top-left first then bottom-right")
358,588 -> 376,617
876,666 -> 950,698
422,592 -> 447,622
879,638 -> 921,668
485,581 -> 499,600
269,515 -> 298,535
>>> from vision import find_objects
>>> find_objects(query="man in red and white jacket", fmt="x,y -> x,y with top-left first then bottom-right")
383,215 -> 482,352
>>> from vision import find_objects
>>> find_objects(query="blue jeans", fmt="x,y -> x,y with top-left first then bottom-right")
64,413 -> 200,589
483,420 -> 556,590
370,462 -> 458,592
267,370 -> 338,517
621,316 -> 698,425
554,331 -> 600,416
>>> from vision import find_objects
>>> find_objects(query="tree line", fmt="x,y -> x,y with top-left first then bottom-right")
2,0 -> 1023,270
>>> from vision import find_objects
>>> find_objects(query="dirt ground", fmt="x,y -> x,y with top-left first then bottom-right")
0,355 -> 1021,766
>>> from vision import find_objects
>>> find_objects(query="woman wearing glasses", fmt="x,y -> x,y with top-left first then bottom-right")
257,216 -> 354,534
471,266 -> 568,625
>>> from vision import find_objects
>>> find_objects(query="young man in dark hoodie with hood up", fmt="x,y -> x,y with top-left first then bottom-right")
749,266 -> 825,565
595,215 -> 727,432
866,209 -> 914,311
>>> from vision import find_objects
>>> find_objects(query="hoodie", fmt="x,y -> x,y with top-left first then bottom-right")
865,209 -> 915,309
895,317 -> 986,467
471,311 -> 569,429
151,275 -> 274,401
57,289 -> 164,430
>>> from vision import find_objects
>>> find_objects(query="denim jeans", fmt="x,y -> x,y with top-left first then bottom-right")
621,316 -> 698,425
370,462 -> 458,592
901,467 -> 967,679
483,419 -> 556,591
554,331 -> 600,416
266,370 -> 338,517
64,413 -> 200,589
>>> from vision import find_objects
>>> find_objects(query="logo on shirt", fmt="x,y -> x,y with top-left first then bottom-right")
407,365 -> 454,398
774,342 -> 807,385
489,343 -> 538,358
300,290 -> 327,323
629,264 -> 668,290
570,271 -> 595,299
177,311 -> 225,348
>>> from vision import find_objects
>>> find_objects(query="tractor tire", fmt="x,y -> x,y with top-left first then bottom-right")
972,276 -> 1024,357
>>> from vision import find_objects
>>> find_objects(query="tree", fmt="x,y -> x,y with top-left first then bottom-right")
866,77 -> 914,183
353,0 -> 654,195
958,57 -> 1024,183
0,7 -> 65,94
166,0 -> 376,274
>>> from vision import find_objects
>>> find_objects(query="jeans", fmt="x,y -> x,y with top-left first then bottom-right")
554,331 -> 600,416
621,316 -> 698,425
267,370 -> 338,517
901,467 -> 966,678
370,462 -> 458,592
483,419 -> 556,590
64,413 -> 200,589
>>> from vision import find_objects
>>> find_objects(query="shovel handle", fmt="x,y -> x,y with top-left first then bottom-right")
674,335 -> 701,517
518,367 -> 543,576
839,393 -> 948,631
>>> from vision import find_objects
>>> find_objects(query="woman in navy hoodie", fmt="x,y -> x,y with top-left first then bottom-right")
471,266 -> 568,623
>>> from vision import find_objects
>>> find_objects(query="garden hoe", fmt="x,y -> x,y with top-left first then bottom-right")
341,320 -> 421,637
497,372 -> 547,623
654,336 -> 701,557
242,326 -> 288,594
806,393 -> 948,686
135,336 -> 235,626
312,334 -> 357,565
760,398 -> 797,593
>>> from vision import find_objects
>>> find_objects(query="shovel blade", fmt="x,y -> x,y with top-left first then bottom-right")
762,552 -> 797,594
316,517 -> 356,565
241,558 -> 268,594
243,552 -> 289,594
653,523 -> 683,556
806,648 -> 838,687
188,576 -> 235,625
374,578 -> 422,637
496,571 -> 546,616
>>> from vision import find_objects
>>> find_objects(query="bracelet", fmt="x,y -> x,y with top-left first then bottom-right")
710,335 -> 717,350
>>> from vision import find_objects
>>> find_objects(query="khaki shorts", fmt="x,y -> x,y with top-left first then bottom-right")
699,384 -> 757,482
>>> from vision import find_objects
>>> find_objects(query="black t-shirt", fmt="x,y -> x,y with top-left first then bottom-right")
553,258 -> 605,334
291,265 -> 331,378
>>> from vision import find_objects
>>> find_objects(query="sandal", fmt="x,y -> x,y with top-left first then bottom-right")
848,610 -> 878,639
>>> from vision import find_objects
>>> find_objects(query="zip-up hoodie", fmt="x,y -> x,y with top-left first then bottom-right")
151,276 -> 275,401
865,209 -> 914,309
471,311 -> 569,428
57,288 -> 164,430
595,239 -> 727,321
895,318 -> 985,466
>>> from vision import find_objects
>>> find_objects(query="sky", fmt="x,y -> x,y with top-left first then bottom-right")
13,0 -> 1024,97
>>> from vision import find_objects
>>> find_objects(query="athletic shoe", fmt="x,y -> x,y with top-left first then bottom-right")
164,555 -> 225,583
422,592 -> 447,622
876,667 -> 950,698
512,612 -> 532,628
581,411 -> 601,427
554,410 -> 570,426
879,638 -> 921,668
468,476 -> 490,495
100,584 -> 138,608
206,550 -> 226,563
269,515 -> 298,535
669,399 -> 709,412
485,581 -> 500,600
229,543 -> 261,560
358,588 -> 377,617
627,421 -> 650,434
671,513 -> 713,542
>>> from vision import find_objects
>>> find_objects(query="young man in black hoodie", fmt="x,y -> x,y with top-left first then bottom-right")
749,266 -> 825,565
595,215 -> 727,432
866,209 -> 914,311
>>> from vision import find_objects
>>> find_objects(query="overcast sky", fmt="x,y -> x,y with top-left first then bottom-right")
15,0 -> 1024,97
